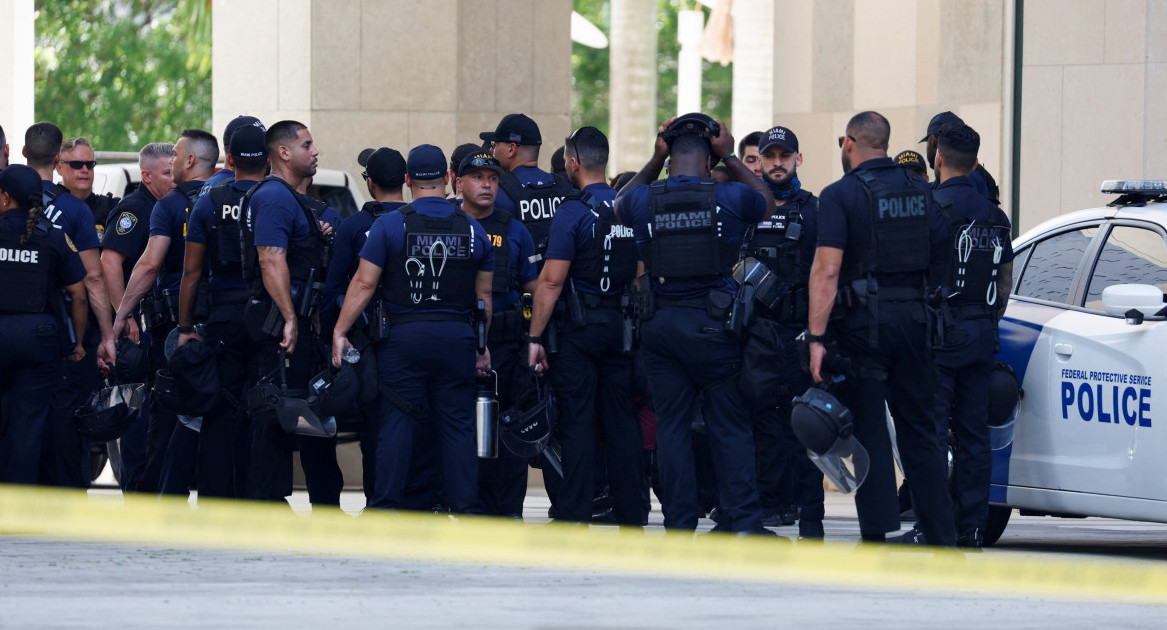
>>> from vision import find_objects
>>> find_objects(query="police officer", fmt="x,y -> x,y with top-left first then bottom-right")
99,141 -> 175,491
57,138 -> 119,241
895,150 -> 929,183
24,122 -> 116,488
527,127 -> 643,526
201,115 -> 265,196
332,144 -> 493,513
807,111 -> 956,546
900,122 -> 1014,548
0,165 -> 88,483
481,114 -> 574,260
738,130 -> 764,180
112,128 -> 218,495
614,114 -> 775,534
743,125 -> 825,538
920,111 -> 997,203
173,123 -> 269,499
239,120 -> 343,507
321,145 -> 408,502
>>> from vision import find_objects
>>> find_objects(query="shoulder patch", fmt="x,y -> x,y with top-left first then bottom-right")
115,212 -> 138,236
64,233 -> 77,252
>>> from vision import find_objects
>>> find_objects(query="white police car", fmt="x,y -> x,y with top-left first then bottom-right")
988,180 -> 1167,545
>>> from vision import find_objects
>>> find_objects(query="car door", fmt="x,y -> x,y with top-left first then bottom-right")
1029,221 -> 1167,500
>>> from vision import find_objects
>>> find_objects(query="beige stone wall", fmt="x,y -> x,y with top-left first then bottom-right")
1018,0 -> 1158,232
1,0 -> 35,149
213,0 -> 572,183
733,0 -> 1011,217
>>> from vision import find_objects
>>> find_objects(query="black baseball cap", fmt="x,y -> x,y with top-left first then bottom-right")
358,147 -> 406,187
758,125 -> 799,154
406,144 -> 447,180
457,152 -> 506,178
479,113 -> 542,146
229,125 -> 268,159
894,150 -> 927,172
920,111 -> 963,142
0,164 -> 43,204
224,115 -> 265,150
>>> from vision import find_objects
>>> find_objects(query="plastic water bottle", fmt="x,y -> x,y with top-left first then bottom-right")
342,347 -> 360,364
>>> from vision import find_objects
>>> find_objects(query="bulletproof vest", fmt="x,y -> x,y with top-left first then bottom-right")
158,181 -> 202,278
384,204 -> 478,311
239,177 -> 327,295
568,192 -> 639,292
206,182 -> 248,279
85,192 -> 119,241
844,168 -> 932,283
0,218 -> 53,314
478,208 -> 515,297
935,189 -> 1011,308
498,170 -> 574,252
751,190 -> 815,286
645,178 -> 738,283
42,182 -> 68,208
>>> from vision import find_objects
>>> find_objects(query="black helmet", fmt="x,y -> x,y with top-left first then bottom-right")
169,339 -> 221,416
500,377 -> 557,454
791,387 -> 854,455
74,383 -> 147,442
988,359 -> 1023,427
153,369 -> 184,415
114,337 -> 149,384
308,363 -> 361,419
248,380 -> 337,438
660,113 -> 720,145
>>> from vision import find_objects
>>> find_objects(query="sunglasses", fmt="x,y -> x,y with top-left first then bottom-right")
837,135 -> 855,148
63,160 -> 97,170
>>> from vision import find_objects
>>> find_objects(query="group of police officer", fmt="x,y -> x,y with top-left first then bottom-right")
0,107 -> 1011,547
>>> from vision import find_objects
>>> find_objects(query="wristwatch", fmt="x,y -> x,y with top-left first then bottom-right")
525,334 -> 543,345
803,331 -> 827,344
176,325 -> 196,334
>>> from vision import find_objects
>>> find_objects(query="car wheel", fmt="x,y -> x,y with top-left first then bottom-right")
983,505 -> 1011,546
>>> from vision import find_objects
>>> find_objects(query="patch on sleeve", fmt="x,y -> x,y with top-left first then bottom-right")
115,212 -> 138,236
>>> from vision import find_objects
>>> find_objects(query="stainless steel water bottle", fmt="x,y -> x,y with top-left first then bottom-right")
476,370 -> 499,458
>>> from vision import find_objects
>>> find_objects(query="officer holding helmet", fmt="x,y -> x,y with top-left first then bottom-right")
806,111 -> 956,546
332,144 -> 494,514
614,113 -> 775,534
0,165 -> 89,483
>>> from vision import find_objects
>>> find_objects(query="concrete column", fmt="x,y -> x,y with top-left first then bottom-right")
677,9 -> 705,116
609,0 -> 659,174
213,0 -> 572,180
1,0 -> 35,149
730,0 -> 774,138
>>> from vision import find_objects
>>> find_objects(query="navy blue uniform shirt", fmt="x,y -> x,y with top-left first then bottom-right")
200,168 -> 234,197
149,181 -> 203,292
479,208 -> 538,311
41,180 -> 100,252
619,175 -> 766,299
358,197 -> 494,316
323,200 -> 407,311
102,185 -> 159,284
817,157 -> 948,287
250,176 -> 313,250
545,182 -> 630,296
187,179 -> 258,292
0,208 -> 87,289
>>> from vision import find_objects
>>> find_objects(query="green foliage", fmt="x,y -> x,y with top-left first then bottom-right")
571,0 -> 733,135
34,0 -> 212,152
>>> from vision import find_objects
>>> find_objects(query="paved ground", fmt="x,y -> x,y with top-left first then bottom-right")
2,488 -> 1165,628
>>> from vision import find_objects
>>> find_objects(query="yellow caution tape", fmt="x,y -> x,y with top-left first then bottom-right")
2,483 -> 1167,604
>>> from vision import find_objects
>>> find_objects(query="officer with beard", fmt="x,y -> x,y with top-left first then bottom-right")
807,111 -> 955,546
742,125 -> 825,538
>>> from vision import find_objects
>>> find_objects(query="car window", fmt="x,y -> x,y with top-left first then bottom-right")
1010,245 -> 1028,292
1084,225 -> 1167,310
308,184 -> 358,218
1015,226 -> 1097,304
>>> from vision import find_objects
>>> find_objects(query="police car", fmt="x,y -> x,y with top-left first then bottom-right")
988,180 -> 1167,545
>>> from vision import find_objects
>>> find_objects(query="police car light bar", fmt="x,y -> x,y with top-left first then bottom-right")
1100,180 -> 1167,195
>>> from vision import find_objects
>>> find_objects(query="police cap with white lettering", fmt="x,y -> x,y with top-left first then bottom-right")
406,144 -> 448,180
223,115 -> 265,152
480,113 -> 542,146
228,124 -> 268,159
919,111 -> 963,143
358,147 -> 407,187
457,152 -> 506,178
0,164 -> 44,207
758,125 -> 799,154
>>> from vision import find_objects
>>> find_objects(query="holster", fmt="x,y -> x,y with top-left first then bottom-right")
138,293 -> 167,333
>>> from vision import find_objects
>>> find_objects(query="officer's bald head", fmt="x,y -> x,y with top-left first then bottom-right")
846,111 -> 890,152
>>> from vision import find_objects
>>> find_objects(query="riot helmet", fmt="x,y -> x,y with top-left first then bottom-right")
499,376 -> 563,477
791,387 -> 870,493
114,337 -> 149,385
660,113 -> 720,146
308,363 -> 361,419
74,382 -> 147,442
988,359 -> 1022,450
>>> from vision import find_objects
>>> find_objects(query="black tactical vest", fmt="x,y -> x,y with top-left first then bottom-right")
498,170 -> 574,254
844,168 -> 932,283
384,204 -> 478,311
158,181 -> 202,281
206,182 -> 248,279
645,178 -> 738,283
85,192 -> 119,241
239,177 -> 327,297
934,189 -> 1011,308
751,189 -> 816,286
568,191 -> 639,292
0,218 -> 53,314
478,208 -> 515,297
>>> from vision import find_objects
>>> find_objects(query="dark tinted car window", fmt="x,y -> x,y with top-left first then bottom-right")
1015,227 -> 1097,304
1084,225 -> 1167,310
